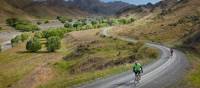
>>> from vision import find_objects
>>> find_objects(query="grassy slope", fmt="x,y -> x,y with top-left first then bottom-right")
0,0 -> 89,24
113,0 -> 200,45
38,29 -> 158,88
0,0 -> 31,24
173,52 -> 200,88
112,0 -> 200,87
0,39 -> 68,88
0,29 -> 158,88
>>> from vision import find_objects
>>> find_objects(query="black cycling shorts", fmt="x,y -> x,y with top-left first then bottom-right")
134,70 -> 141,75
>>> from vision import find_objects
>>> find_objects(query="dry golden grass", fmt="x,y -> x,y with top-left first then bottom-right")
0,29 -> 159,88
37,29 -> 158,88
111,0 -> 200,46
0,41 -> 65,88
111,0 -> 200,88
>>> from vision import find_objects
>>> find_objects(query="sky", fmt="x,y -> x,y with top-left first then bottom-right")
101,0 -> 161,5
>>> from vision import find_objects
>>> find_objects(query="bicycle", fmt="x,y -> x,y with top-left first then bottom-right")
134,73 -> 141,86
170,48 -> 174,57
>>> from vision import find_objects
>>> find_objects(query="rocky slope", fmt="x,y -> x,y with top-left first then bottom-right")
0,0 -> 131,24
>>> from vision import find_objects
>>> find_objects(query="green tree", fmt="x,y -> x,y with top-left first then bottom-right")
46,36 -> 61,52
26,38 -> 42,52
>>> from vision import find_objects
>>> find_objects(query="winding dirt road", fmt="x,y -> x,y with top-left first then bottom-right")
78,28 -> 189,88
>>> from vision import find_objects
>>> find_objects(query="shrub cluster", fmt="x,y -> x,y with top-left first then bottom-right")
57,16 -> 69,23
6,18 -> 40,32
11,33 -> 30,47
44,20 -> 49,24
26,28 -> 68,52
43,28 -> 67,38
46,36 -> 61,52
62,16 -> 135,30
26,38 -> 42,52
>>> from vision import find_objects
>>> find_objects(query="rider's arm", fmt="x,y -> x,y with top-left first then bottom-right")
133,66 -> 135,72
141,66 -> 143,73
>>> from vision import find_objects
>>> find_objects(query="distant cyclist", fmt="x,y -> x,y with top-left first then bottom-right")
170,48 -> 174,57
133,61 -> 143,84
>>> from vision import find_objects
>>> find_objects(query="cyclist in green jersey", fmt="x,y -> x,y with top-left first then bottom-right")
133,61 -> 143,81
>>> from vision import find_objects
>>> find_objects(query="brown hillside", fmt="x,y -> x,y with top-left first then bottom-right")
113,0 -> 200,50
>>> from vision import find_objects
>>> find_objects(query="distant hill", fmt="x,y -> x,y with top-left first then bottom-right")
116,0 -> 190,18
115,0 -> 200,50
5,0 -> 90,18
0,0 -> 131,24
69,0 -> 130,15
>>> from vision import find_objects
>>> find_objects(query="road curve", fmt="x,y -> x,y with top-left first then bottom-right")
77,28 -> 189,88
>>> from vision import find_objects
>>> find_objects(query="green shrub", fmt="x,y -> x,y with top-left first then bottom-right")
73,22 -> 82,29
118,18 -> 130,24
26,38 -> 42,52
46,36 -> 61,52
6,18 -> 40,32
37,21 -> 42,25
15,24 -> 39,32
68,19 -> 73,22
85,24 -> 93,29
11,35 -> 21,47
64,22 -> 73,28
129,18 -> 135,22
21,33 -> 29,42
91,21 -> 98,25
57,16 -> 68,23
43,28 -> 66,38
34,32 -> 44,38
111,19 -> 119,25
44,20 -> 49,24
6,18 -> 19,27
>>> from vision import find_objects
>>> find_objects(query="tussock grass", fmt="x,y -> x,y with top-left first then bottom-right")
0,29 -> 159,88
37,30 -> 159,88
174,52 -> 200,88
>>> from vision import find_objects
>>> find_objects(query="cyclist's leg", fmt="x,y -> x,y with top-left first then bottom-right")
138,71 -> 141,81
134,72 -> 136,81
134,72 -> 137,81
135,71 -> 140,81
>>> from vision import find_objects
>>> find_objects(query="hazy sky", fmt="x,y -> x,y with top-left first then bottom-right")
101,0 -> 161,5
